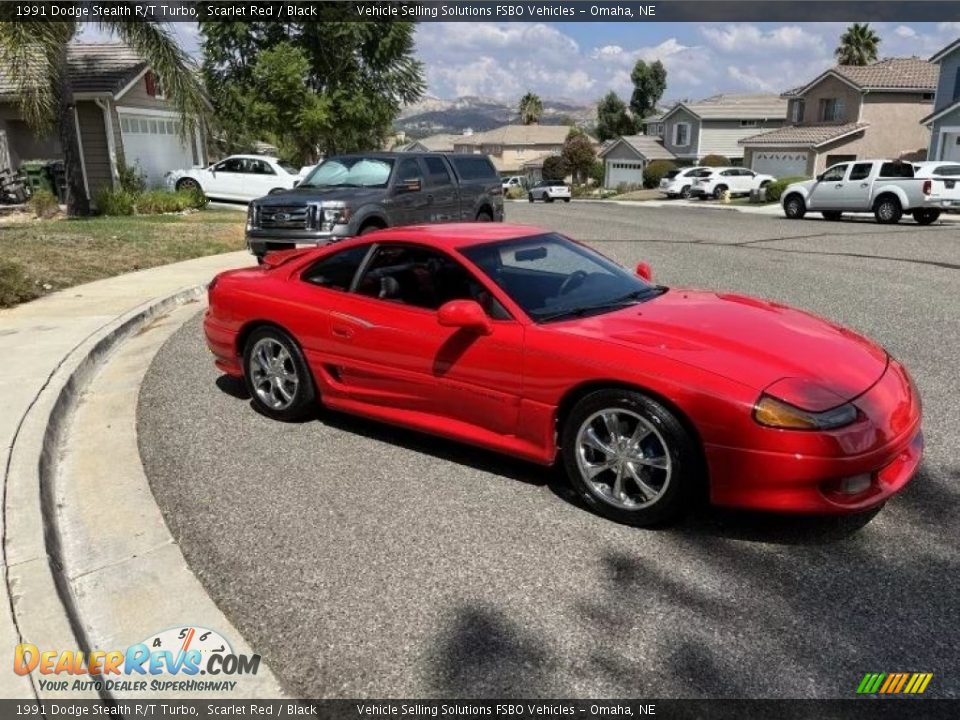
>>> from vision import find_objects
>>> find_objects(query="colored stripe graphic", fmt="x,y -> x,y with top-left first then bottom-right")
858,672 -> 932,694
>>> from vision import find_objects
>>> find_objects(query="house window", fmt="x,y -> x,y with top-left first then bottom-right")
790,99 -> 805,123
740,120 -> 759,128
819,98 -> 845,122
921,92 -> 934,101
673,122 -> 690,146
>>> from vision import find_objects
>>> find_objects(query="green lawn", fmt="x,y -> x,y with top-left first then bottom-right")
0,209 -> 246,308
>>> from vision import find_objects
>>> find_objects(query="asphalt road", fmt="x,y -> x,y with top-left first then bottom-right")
138,203 -> 960,699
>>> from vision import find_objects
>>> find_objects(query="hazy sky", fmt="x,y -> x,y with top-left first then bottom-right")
79,21 -> 960,104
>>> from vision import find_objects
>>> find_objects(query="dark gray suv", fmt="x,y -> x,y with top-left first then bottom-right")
246,152 -> 504,259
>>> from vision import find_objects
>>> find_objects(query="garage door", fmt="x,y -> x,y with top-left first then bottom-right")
119,113 -> 195,186
607,160 -> 645,188
751,151 -> 808,178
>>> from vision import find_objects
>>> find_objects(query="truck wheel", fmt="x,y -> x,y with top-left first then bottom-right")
912,209 -> 941,225
359,222 -> 385,235
874,196 -> 902,224
821,211 -> 843,221
476,210 -> 493,221
783,194 -> 806,219
528,193 -> 534,203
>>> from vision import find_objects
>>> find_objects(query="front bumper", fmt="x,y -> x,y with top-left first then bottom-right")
706,360 -> 923,514
246,228 -> 344,255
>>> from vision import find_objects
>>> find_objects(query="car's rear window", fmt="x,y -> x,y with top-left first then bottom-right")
451,155 -> 498,181
933,165 -> 960,176
879,162 -> 914,178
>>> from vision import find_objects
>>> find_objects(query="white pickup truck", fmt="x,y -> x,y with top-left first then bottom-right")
781,159 -> 951,225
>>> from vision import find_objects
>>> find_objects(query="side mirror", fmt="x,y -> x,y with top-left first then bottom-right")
635,262 -> 654,282
398,178 -> 422,194
815,173 -> 823,182
293,180 -> 300,188
437,300 -> 492,335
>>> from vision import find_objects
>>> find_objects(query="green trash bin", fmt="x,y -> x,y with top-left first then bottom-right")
20,160 -> 55,195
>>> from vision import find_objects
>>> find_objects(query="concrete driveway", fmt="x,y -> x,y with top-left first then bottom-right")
137,203 -> 959,698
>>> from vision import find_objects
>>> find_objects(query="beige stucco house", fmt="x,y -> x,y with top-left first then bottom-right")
740,58 -> 937,177
452,124 -> 597,177
0,42 -> 207,202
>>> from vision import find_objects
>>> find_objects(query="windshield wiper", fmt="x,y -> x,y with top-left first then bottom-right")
537,287 -> 667,323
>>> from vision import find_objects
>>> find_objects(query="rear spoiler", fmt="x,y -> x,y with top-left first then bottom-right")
260,247 -> 315,269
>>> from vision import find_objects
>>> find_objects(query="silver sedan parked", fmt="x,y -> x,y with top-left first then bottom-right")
528,180 -> 572,203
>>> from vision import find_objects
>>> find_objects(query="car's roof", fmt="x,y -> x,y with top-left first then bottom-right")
357,223 -> 550,248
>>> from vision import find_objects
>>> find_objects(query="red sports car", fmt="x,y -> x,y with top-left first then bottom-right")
204,224 -> 922,526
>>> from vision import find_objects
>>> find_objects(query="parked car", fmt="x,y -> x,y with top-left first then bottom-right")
204,223 -> 922,527
781,159 -> 944,224
245,152 -> 503,260
502,176 -> 525,191
912,161 -> 960,216
528,180 -> 571,203
659,166 -> 711,198
167,155 -> 300,202
692,167 -> 774,199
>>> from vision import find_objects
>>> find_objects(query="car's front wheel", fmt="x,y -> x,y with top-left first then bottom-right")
783,194 -> 806,219
713,185 -> 728,200
561,389 -> 699,527
243,327 -> 316,421
176,177 -> 204,197
680,185 -> 692,199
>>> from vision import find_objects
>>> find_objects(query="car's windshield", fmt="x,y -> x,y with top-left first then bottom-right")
461,233 -> 665,323
301,157 -> 394,188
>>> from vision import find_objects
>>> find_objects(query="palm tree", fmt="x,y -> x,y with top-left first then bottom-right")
0,20 -> 207,215
519,92 -> 543,125
835,23 -> 881,66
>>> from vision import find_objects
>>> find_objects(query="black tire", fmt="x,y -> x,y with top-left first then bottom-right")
560,389 -> 700,527
242,326 -> 316,422
544,196 -> 554,203
713,185 -> 727,200
476,209 -> 493,221
563,197 -> 571,203
679,185 -> 692,199
821,211 -> 843,221
912,209 -> 941,225
783,194 -> 806,219
874,195 -> 902,224
528,193 -> 534,203
359,222 -> 385,235
175,177 -> 203,197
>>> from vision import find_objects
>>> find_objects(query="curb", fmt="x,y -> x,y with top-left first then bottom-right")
4,284 -> 204,700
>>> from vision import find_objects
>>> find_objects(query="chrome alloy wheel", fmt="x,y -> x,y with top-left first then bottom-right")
249,337 -> 299,410
575,409 -> 672,510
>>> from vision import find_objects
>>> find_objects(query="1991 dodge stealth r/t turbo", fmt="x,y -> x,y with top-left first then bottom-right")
203,224 -> 923,526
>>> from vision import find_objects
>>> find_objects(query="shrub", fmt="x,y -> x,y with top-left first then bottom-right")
116,162 -> 147,194
765,176 -> 810,202
28,189 -> 60,219
614,182 -> 643,194
505,186 -> 526,200
642,160 -> 677,189
700,154 -> 731,167
95,188 -> 136,216
0,260 -> 39,308
542,155 -> 569,182
589,160 -> 605,186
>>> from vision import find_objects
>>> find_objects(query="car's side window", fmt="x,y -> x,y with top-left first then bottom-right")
355,244 -> 509,317
396,159 -> 423,185
215,158 -> 244,173
821,165 -> 847,182
849,163 -> 872,181
249,160 -> 276,175
301,245 -> 371,291
423,157 -> 453,187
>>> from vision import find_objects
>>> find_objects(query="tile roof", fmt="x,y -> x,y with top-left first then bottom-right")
600,134 -> 676,161
453,124 -> 595,147
832,57 -> 938,90
399,133 -> 460,152
739,122 -> 869,148
665,93 -> 788,120
0,42 -> 146,99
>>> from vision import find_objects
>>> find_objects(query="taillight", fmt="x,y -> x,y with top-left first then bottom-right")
922,179 -> 931,195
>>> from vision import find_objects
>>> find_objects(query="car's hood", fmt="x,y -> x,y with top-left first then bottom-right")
552,289 -> 888,400
254,187 -> 384,205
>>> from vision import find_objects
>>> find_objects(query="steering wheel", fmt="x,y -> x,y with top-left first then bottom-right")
558,270 -> 588,296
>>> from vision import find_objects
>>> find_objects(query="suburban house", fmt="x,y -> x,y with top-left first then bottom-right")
740,58 -> 937,177
922,38 -> 960,162
0,42 -> 207,202
658,94 -> 787,164
599,135 -> 676,187
397,132 -> 461,153
641,111 -> 666,137
452,124 -> 597,179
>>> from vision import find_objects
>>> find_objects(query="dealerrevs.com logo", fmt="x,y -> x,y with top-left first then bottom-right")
14,626 -> 260,693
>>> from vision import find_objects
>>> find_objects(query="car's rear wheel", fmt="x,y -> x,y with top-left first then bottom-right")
680,185 -> 692,199
822,211 -> 843,221
783,194 -> 806,219
912,208 -> 941,225
563,197 -> 571,203
561,389 -> 698,527
874,196 -> 902,224
243,327 -> 316,421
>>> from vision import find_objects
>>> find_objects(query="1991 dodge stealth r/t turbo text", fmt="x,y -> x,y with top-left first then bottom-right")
203,224 -> 923,526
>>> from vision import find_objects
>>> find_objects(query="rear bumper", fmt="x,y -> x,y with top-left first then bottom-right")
706,361 -> 923,514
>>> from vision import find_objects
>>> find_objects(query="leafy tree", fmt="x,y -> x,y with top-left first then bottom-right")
0,19 -> 206,215
542,155 -> 569,182
200,21 -> 424,161
561,127 -> 596,184
700,154 -> 731,167
519,91 -> 543,125
835,23 -> 880,66
596,91 -> 637,141
630,59 -> 667,120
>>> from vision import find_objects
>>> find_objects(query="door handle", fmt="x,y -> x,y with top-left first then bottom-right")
332,326 -> 354,339
835,183 -> 844,188
860,183 -> 869,187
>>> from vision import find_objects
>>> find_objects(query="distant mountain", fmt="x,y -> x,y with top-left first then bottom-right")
395,95 -> 595,137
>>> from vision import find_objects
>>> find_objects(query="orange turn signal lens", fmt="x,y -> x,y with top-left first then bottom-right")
753,395 -> 857,431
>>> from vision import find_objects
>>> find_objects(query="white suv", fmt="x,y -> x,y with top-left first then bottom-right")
502,176 -> 525,191
692,167 -> 775,200
659,166 -> 711,198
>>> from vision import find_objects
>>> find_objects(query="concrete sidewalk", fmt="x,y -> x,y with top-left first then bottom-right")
0,251 -> 251,698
